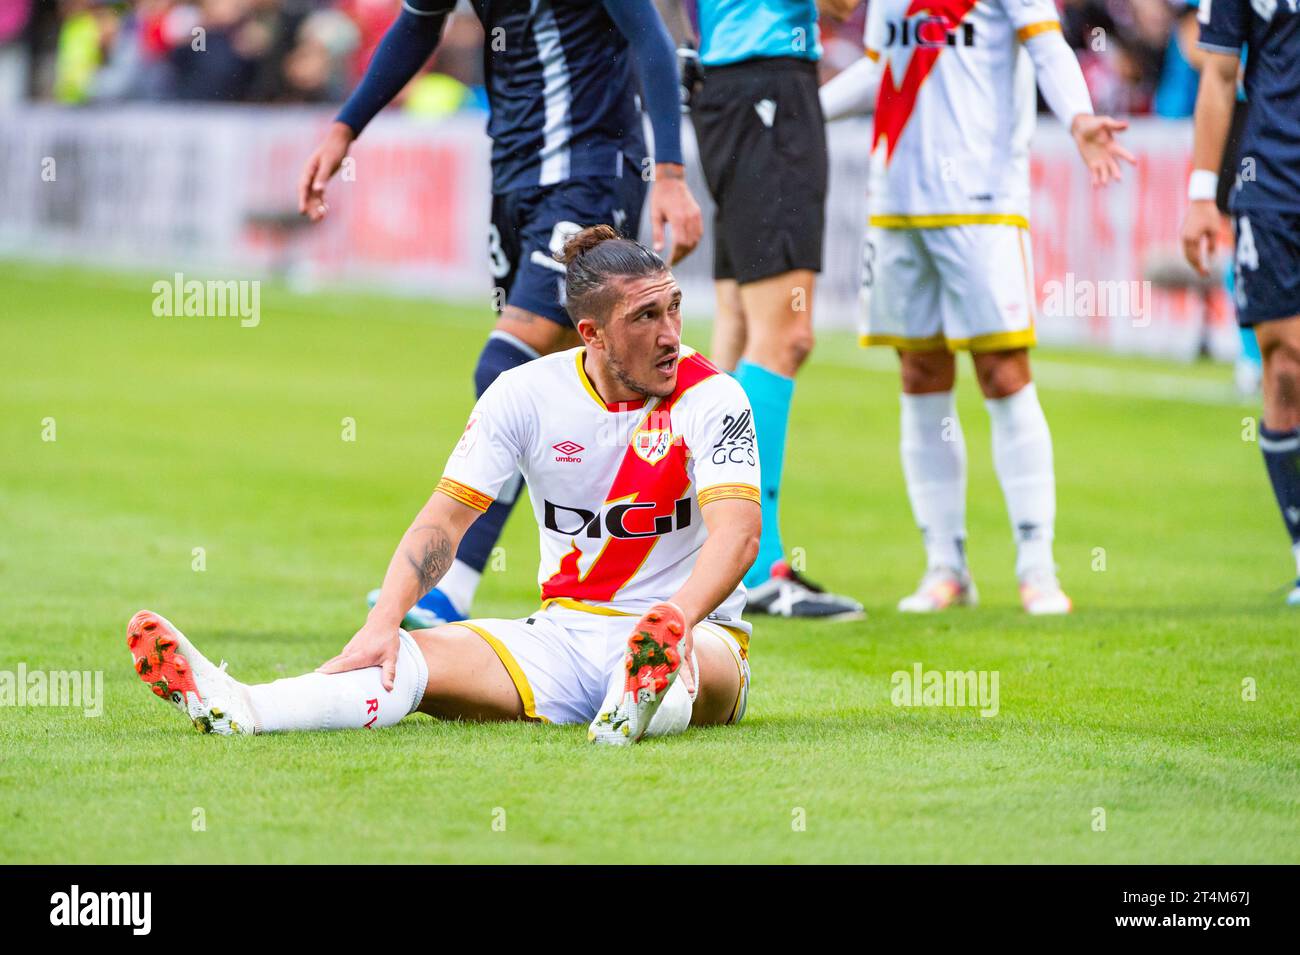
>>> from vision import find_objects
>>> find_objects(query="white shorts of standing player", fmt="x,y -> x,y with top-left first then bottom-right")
859,221 -> 1037,354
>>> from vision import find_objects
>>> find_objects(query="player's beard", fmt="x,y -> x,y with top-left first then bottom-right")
605,341 -> 675,399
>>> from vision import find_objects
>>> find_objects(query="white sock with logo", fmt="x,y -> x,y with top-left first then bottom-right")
900,390 -> 968,570
986,382 -> 1057,578
245,631 -> 429,733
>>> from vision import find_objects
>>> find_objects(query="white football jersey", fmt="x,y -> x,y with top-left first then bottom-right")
438,346 -> 760,629
863,0 -> 1062,225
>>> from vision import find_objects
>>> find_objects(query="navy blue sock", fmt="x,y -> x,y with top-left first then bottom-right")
454,333 -> 539,574
1260,426 -> 1300,568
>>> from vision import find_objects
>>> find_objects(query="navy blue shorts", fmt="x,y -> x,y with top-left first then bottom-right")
489,166 -> 648,326
1232,210 -> 1300,326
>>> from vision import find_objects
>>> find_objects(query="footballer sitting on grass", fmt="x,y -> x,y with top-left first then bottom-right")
126,226 -> 760,745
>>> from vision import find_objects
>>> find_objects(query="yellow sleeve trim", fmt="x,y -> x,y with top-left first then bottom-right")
869,213 -> 1030,230
1016,20 -> 1061,42
864,47 -> 880,62
697,482 -> 761,508
436,477 -> 494,512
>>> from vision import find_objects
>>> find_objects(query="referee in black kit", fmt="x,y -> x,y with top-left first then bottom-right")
661,0 -> 864,620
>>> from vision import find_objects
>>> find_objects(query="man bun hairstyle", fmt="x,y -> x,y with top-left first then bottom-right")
558,224 -> 667,323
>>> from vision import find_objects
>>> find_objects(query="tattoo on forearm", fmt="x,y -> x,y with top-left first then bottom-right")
406,525 -> 453,594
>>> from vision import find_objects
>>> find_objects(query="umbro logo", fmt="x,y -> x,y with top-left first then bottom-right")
553,440 -> 584,463
754,98 -> 776,128
1286,506 -> 1300,526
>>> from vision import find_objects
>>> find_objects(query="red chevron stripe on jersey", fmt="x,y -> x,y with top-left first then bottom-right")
873,0 -> 978,163
541,352 -> 720,602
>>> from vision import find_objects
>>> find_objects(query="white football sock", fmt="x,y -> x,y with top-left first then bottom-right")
437,559 -> 481,616
900,390 -> 968,570
643,651 -> 698,738
986,382 -> 1056,578
245,630 -> 429,733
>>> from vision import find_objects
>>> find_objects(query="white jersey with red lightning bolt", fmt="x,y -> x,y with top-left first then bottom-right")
864,0 -> 1064,226
436,346 -> 761,633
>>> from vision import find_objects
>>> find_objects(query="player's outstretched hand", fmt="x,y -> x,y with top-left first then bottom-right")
1181,200 -> 1222,277
1070,114 -> 1135,187
298,121 -> 356,223
317,617 -> 401,691
650,165 -> 703,266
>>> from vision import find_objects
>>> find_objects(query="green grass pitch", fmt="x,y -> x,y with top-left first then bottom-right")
1,262 -> 1296,864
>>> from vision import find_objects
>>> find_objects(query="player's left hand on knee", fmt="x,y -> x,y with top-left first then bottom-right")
317,620 -> 401,690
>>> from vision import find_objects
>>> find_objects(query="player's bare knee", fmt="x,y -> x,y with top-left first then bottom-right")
974,348 -> 1031,399
1267,352 -> 1300,420
899,349 -> 955,394
710,295 -> 748,372
689,628 -> 746,726
742,310 -> 813,376
691,662 -> 742,726
785,320 -> 816,371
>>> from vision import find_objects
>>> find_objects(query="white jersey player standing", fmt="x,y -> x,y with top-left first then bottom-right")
126,226 -> 760,744
820,0 -> 1133,614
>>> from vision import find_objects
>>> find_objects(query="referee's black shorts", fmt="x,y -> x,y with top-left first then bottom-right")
691,56 -> 828,284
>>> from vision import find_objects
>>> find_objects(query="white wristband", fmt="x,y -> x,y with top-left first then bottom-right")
1188,169 -> 1219,201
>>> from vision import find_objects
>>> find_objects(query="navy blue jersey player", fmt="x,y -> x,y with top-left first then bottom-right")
299,0 -> 702,627
1182,0 -> 1300,605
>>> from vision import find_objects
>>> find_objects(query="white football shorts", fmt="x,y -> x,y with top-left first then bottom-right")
859,222 -> 1037,353
455,601 -> 750,726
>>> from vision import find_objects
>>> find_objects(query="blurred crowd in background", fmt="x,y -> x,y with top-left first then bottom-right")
0,0 -> 1205,118
0,0 -> 486,111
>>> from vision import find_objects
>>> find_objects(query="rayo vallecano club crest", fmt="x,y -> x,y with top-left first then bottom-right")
632,428 -> 674,465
